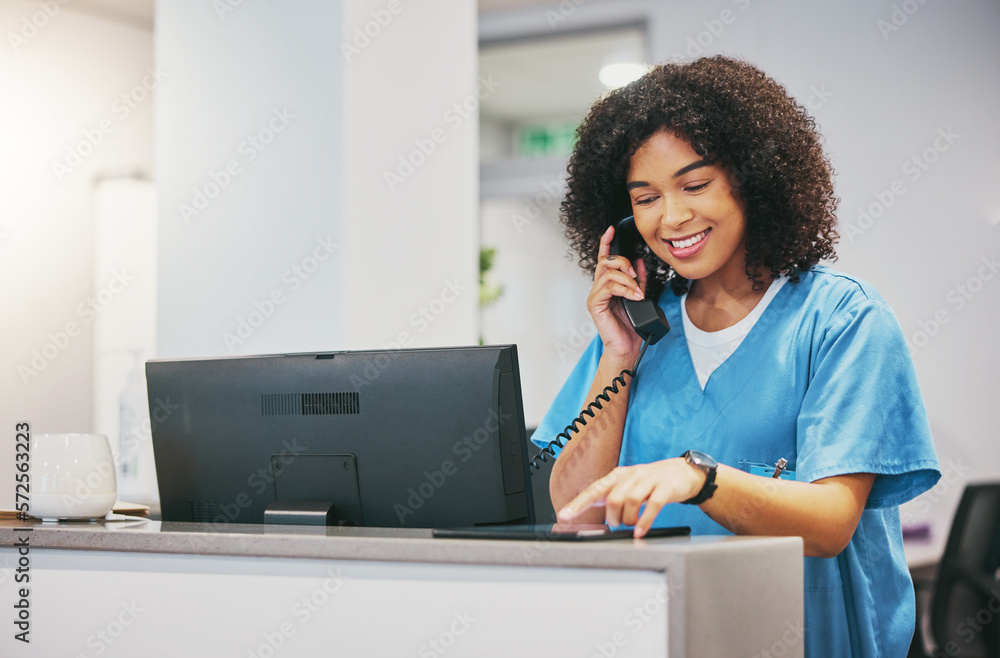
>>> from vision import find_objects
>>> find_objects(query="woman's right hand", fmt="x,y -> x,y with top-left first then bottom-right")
587,225 -> 647,361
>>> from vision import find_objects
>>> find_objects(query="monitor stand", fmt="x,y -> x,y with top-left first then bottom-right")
266,453 -> 363,526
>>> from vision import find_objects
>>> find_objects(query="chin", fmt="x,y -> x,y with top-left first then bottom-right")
669,264 -> 711,282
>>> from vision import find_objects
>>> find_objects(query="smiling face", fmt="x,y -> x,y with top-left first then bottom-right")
626,129 -> 749,291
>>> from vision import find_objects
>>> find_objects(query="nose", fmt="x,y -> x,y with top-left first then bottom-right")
660,193 -> 693,231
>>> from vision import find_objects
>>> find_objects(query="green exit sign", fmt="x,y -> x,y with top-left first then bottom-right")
517,122 -> 578,158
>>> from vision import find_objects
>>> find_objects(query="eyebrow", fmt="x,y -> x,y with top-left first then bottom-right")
626,159 -> 711,191
673,159 -> 710,178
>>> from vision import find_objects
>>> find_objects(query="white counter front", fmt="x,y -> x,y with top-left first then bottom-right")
0,519 -> 803,657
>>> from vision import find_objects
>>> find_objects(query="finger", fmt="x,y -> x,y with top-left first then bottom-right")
596,225 -> 614,263
617,477 -> 658,527
634,490 -> 671,538
635,256 -> 648,295
603,470 -> 648,527
609,256 -> 636,280
594,270 -> 644,302
557,470 -> 621,521
597,225 -> 638,279
556,488 -> 606,522
598,256 -> 636,283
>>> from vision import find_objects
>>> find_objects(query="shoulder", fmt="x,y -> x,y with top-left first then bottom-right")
786,265 -> 894,325
784,266 -> 911,362
792,265 -> 886,304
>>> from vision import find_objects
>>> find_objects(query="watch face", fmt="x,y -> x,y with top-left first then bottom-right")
686,450 -> 718,470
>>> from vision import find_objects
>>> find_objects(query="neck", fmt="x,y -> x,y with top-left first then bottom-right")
687,254 -> 769,307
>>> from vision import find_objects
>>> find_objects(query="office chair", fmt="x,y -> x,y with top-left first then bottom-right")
910,482 -> 1000,658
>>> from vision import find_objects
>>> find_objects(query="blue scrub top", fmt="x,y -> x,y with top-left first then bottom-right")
532,266 -> 940,657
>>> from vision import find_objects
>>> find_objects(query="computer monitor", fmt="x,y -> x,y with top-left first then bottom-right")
145,345 -> 534,528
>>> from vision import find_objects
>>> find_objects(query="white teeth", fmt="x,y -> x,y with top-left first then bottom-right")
670,230 -> 708,249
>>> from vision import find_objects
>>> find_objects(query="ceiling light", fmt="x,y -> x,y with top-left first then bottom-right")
599,62 -> 649,89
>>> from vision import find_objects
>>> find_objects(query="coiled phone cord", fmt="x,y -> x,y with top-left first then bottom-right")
530,339 -> 650,473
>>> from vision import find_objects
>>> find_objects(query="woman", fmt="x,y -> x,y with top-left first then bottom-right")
532,56 -> 940,656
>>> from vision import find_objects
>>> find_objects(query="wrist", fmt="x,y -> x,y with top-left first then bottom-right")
598,350 -> 637,373
680,450 -> 718,505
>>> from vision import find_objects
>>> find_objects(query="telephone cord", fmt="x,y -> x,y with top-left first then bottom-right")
530,339 -> 650,473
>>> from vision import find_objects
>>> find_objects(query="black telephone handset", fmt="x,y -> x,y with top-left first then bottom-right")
529,217 -> 671,472
608,216 -> 671,346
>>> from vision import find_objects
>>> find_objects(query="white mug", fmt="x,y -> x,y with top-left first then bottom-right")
28,433 -> 118,522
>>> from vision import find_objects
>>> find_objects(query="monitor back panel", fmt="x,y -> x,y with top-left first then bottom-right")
146,346 -> 532,528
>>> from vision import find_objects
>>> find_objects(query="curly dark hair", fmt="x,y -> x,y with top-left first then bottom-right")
561,55 -> 839,298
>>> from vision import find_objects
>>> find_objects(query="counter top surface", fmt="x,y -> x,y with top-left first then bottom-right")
0,517 -> 801,571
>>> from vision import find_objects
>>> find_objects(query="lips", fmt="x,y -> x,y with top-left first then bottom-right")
664,228 -> 710,258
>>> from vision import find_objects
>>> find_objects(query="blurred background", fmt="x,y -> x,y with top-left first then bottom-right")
1,0 -> 997,548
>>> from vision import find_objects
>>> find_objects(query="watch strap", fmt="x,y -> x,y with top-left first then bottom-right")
682,467 -> 717,505
680,451 -> 718,505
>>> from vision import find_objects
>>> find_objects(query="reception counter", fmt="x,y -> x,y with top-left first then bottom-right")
0,518 -> 803,657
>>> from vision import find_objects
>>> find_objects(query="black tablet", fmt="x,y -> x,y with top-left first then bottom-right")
431,524 -> 690,541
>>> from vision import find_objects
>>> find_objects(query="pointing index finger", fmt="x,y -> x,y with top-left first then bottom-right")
557,471 -> 619,521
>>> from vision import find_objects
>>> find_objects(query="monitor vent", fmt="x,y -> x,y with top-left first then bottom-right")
262,393 -> 301,416
302,392 -> 360,415
185,501 -> 223,523
261,392 -> 360,416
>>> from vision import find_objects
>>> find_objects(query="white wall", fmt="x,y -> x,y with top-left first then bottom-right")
0,2 -> 154,507
156,1 -> 345,357
342,0 -> 479,349
156,1 -> 479,356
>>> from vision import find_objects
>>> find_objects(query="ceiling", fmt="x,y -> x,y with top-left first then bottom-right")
72,0 -> 154,30
479,27 -> 646,124
478,0 -> 560,13
66,0 -> 563,28
64,0 -> 645,126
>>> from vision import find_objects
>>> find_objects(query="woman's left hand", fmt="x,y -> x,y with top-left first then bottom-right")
556,459 -> 706,537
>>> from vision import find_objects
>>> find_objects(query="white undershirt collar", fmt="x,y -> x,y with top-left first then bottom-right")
680,276 -> 789,389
